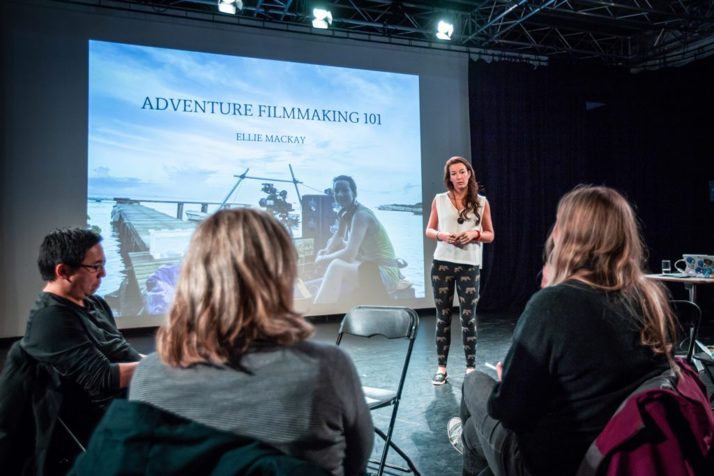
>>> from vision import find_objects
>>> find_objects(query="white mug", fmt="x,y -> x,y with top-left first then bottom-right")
674,254 -> 714,277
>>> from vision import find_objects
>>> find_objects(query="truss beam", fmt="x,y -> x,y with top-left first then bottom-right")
55,0 -> 714,68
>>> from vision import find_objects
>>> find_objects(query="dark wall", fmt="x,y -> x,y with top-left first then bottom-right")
470,58 -> 714,312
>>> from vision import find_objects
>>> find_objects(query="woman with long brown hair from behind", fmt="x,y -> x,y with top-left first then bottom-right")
71,208 -> 373,476
455,185 -> 678,476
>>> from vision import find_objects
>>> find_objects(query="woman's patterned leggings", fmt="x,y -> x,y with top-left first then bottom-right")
431,259 -> 480,368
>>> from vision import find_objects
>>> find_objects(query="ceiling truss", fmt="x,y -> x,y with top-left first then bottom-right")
60,0 -> 714,68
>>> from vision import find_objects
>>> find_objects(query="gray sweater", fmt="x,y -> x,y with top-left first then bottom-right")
129,341 -> 373,476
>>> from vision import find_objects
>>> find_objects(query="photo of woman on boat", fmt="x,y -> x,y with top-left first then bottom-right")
312,175 -> 403,305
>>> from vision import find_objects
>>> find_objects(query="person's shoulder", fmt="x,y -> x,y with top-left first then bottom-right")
529,281 -> 592,303
524,281 -> 600,320
293,342 -> 363,394
128,352 -> 175,401
433,193 -> 449,206
293,341 -> 358,374
354,204 -> 374,217
27,293 -> 80,324
294,340 -> 349,360
132,352 -> 166,382
353,204 -> 379,224
136,352 -> 162,370
33,291 -> 65,308
544,279 -> 598,294
23,295 -> 87,350
139,351 -> 161,363
86,294 -> 111,310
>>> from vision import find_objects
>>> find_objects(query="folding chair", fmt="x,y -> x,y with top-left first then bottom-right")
0,341 -> 87,474
336,305 -> 420,476
693,352 -> 714,404
670,300 -> 714,403
671,299 -> 702,363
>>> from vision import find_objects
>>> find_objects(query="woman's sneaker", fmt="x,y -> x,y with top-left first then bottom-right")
432,371 -> 448,385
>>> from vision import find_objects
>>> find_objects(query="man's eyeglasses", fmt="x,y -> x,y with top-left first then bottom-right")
79,263 -> 105,273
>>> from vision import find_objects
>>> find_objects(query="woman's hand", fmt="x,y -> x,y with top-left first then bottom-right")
440,232 -> 458,244
455,230 -> 480,245
313,253 -> 330,273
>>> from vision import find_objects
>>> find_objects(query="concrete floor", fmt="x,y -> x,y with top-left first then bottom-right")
311,310 -> 518,476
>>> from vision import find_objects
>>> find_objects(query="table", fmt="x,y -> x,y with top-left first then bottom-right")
647,274 -> 714,369
646,274 -> 714,303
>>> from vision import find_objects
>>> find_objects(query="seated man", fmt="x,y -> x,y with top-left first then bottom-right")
313,175 -> 401,304
21,228 -> 142,437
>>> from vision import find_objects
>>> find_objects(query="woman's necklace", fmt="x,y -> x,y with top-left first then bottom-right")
449,192 -> 465,211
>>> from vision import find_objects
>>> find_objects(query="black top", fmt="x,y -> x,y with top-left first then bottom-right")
488,281 -> 669,476
22,292 -> 141,404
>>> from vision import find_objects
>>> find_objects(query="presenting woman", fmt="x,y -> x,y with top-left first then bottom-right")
71,209 -> 373,476
425,156 -> 494,385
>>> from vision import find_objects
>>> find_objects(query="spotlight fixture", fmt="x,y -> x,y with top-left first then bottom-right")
436,20 -> 454,40
312,8 -> 333,29
217,0 -> 242,15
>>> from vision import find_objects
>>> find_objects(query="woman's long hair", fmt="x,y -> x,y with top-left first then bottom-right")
157,208 -> 313,368
443,156 -> 482,225
546,185 -> 677,364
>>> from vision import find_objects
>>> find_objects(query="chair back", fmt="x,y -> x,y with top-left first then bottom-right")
670,300 -> 702,362
334,305 -> 420,475
0,341 -> 85,475
337,305 -> 418,341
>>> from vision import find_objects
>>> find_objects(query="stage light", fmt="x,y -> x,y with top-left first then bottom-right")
312,8 -> 333,29
436,20 -> 454,40
217,0 -> 242,15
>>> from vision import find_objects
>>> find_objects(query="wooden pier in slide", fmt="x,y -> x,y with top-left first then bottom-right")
109,199 -> 314,312
111,202 -> 196,252
112,202 -> 195,300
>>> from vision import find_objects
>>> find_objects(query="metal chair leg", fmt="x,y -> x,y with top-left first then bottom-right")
57,416 -> 86,453
369,427 -> 420,475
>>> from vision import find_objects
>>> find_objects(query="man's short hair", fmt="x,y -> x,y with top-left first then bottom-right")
332,175 -> 357,196
38,228 -> 103,281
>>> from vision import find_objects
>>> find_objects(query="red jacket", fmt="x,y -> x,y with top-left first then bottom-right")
577,359 -> 714,476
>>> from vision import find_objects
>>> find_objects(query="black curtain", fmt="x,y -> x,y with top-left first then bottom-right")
470,58 -> 714,312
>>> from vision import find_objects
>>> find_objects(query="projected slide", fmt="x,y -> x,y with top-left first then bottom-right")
87,40 -> 423,318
